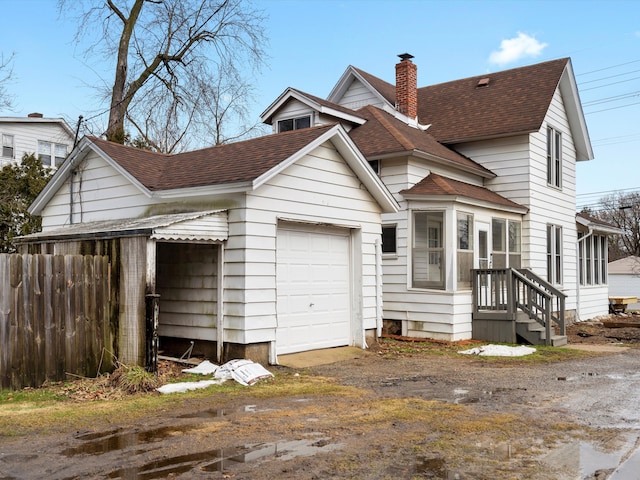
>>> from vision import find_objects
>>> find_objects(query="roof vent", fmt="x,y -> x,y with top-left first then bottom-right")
28,112 -> 43,118
476,78 -> 490,88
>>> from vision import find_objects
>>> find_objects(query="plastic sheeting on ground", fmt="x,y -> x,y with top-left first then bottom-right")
458,344 -> 536,357
158,359 -> 274,394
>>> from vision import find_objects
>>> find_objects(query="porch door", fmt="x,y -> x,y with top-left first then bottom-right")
475,222 -> 490,268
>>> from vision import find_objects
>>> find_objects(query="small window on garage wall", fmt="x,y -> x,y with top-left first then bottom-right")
382,224 -> 397,254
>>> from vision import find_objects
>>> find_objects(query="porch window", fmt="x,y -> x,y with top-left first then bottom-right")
2,134 -> 14,158
278,115 -> 311,133
547,126 -> 562,188
457,212 -> 473,289
492,218 -> 506,268
578,233 -> 608,285
381,224 -> 397,254
508,221 -> 522,268
546,224 -> 562,284
492,218 -> 521,269
412,211 -> 444,289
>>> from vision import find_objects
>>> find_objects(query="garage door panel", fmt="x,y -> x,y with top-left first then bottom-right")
276,228 -> 351,355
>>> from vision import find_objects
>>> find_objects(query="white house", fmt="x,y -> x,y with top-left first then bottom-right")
0,113 -> 74,168
22,54 -> 618,367
23,125 -> 398,365
262,54 -> 616,344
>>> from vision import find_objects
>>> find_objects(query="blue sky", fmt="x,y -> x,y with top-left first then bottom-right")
1,0 -> 639,206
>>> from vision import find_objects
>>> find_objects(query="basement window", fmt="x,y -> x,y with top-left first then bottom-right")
278,115 -> 311,133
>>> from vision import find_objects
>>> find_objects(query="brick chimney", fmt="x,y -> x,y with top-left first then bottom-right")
395,53 -> 417,119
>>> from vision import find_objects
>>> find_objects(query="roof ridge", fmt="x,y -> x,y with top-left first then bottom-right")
366,106 -> 415,151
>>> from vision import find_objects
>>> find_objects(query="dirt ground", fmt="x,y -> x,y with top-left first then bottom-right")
2,315 -> 640,480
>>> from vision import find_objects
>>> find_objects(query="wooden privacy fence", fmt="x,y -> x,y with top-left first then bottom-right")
0,253 -> 113,390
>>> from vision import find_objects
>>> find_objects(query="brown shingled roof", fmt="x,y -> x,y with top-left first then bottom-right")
351,58 -> 569,144
89,124 -> 336,191
401,173 -> 525,210
348,106 -> 493,177
289,88 -> 365,118
419,58 -> 569,143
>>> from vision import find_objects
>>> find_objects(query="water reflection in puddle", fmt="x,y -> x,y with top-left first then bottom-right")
542,433 -> 640,479
106,435 -> 343,479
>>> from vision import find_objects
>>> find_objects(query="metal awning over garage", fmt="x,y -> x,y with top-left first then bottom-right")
19,210 -> 228,243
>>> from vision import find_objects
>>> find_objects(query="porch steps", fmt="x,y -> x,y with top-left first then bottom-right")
515,315 -> 567,347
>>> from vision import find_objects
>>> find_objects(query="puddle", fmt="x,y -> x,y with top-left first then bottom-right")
62,425 -> 198,456
542,433 -> 640,479
106,434 -> 343,479
611,442 -> 640,479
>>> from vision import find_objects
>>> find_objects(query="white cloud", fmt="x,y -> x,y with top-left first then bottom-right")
489,32 -> 548,65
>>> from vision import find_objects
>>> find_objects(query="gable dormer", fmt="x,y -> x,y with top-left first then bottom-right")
261,88 -> 366,134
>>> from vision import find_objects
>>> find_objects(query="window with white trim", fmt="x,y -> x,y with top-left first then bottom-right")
547,126 -> 562,188
277,115 -> 311,133
381,224 -> 397,254
412,211 -> 444,289
2,134 -> 14,158
457,212 -> 473,288
546,224 -> 562,284
578,233 -> 608,285
38,140 -> 68,167
491,218 -> 521,268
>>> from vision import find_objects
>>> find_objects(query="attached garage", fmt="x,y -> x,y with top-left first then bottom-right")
276,225 -> 352,355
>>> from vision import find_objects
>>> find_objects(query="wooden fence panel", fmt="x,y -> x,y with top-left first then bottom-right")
0,253 -> 112,390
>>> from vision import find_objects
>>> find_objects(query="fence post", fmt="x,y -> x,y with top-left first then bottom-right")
145,294 -> 160,373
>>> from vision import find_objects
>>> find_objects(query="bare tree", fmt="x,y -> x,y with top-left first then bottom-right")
61,0 -> 266,149
0,52 -> 15,112
590,191 -> 640,261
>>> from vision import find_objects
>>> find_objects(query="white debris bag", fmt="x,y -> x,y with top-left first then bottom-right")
458,344 -> 536,357
182,360 -> 218,375
157,358 -> 273,394
156,379 -> 224,394
217,359 -> 274,386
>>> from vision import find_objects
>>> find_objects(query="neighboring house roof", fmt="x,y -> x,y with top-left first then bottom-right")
30,124 -> 399,215
349,105 -> 494,178
400,172 -> 527,213
608,256 -> 640,275
329,58 -> 593,161
261,88 -> 366,126
0,116 -> 75,138
576,212 -> 622,234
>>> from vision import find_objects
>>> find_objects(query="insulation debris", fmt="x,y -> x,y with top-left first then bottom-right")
458,345 -> 536,357
157,359 -> 274,394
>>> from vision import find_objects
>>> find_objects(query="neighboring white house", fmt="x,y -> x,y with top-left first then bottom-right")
23,125 -> 398,365
262,54 -> 617,343
0,113 -> 74,168
607,256 -> 640,311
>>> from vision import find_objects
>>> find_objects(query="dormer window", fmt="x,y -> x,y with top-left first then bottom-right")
278,115 -> 311,133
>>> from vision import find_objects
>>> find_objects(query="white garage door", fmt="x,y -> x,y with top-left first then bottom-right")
276,227 -> 351,355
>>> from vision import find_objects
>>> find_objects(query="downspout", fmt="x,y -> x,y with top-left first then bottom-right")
375,236 -> 383,339
69,171 -> 74,225
576,226 -> 594,322
216,242 -> 225,363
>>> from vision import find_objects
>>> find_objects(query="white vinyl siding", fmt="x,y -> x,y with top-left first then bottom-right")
223,140 -> 382,352
156,243 -> 218,340
336,78 -> 388,110
40,150 -> 156,229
